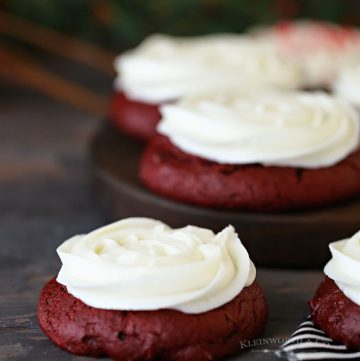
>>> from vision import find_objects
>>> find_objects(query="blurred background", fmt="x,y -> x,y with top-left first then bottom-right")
1,0 -> 360,116
3,0 -> 360,50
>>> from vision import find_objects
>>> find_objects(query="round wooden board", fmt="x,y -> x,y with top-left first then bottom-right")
90,124 -> 360,268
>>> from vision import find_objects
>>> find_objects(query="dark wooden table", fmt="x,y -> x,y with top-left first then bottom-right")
0,72 -> 324,361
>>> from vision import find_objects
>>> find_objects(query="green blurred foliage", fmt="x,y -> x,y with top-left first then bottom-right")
3,0 -> 360,50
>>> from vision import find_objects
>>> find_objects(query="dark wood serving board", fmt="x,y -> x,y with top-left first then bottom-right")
90,123 -> 360,268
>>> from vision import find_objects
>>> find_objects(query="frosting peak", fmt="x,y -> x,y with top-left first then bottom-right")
56,218 -> 255,314
324,231 -> 360,306
158,91 -> 360,168
114,34 -> 302,103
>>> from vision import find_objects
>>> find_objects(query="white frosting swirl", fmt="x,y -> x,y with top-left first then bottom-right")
56,218 -> 255,314
324,231 -> 360,306
335,63 -> 360,108
158,91 -> 360,168
114,34 -> 303,103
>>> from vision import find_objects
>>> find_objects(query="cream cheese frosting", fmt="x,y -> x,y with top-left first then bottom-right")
56,218 -> 256,314
158,91 -> 360,168
324,230 -> 360,306
335,63 -> 360,108
114,34 -> 303,103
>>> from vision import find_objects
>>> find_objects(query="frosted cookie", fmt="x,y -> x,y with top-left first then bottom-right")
309,231 -> 360,350
140,91 -> 360,211
38,218 -> 268,361
252,20 -> 360,88
109,34 -> 302,140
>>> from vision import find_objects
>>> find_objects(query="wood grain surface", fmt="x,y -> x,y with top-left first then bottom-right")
0,73 -> 324,361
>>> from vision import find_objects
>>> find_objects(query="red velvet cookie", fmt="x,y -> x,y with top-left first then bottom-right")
140,135 -> 360,211
108,91 -> 161,141
38,278 -> 268,361
309,276 -> 360,350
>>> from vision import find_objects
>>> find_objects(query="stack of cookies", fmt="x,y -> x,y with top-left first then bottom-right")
109,21 -> 360,212
88,20 -> 360,268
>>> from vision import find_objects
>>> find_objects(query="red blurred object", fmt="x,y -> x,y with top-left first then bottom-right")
275,20 -> 360,49
108,91 -> 161,141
